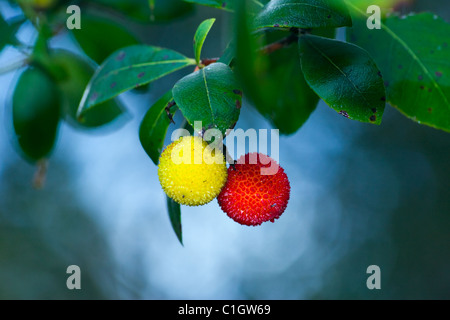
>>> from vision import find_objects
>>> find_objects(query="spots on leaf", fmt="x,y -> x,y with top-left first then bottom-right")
436,71 -> 443,78
428,108 -> 433,113
222,2 -> 226,8
370,115 -> 377,122
327,15 -> 332,19
274,24 -> 280,27
381,96 -> 386,102
420,85 -> 425,90
233,89 -> 243,96
339,110 -> 349,118
89,92 -> 99,102
138,72 -> 145,78
110,82 -> 117,89
236,100 -> 242,109
398,65 -> 403,69
372,108 -> 377,113
377,71 -> 383,78
116,51 -> 126,61
418,75 -> 423,81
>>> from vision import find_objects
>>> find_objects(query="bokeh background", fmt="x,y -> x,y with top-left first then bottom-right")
0,0 -> 449,299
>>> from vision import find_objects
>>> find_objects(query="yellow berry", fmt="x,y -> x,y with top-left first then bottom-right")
158,136 -> 227,206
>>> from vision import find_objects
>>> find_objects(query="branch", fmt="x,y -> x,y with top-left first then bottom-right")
165,100 -> 176,124
33,159 -> 48,189
259,28 -> 310,55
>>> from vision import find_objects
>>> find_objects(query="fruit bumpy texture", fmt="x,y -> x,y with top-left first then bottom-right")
218,153 -> 290,226
158,136 -> 227,206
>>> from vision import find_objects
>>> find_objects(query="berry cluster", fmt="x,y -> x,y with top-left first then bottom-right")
158,136 -> 290,226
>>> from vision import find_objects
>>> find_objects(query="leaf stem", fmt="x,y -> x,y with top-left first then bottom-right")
260,33 -> 297,54
33,159 -> 48,189
200,57 -> 219,66
165,100 -> 176,124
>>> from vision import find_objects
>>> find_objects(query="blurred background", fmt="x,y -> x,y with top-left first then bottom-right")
0,0 -> 449,299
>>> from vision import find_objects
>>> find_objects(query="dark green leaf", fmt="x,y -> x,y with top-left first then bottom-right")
167,195 -> 183,245
234,2 -> 324,134
72,14 -> 139,65
218,40 -> 236,66
299,35 -> 386,124
183,0 -> 266,12
150,0 -> 193,21
0,15 -> 24,52
92,0 -> 193,22
347,8 -> 450,132
194,18 -> 216,65
51,50 -> 124,129
172,62 -> 242,136
78,45 -> 196,116
183,0 -> 235,11
12,67 -> 60,162
0,15 -> 12,52
139,91 -> 176,165
254,0 -> 352,30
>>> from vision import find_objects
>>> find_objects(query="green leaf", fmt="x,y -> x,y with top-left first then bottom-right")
254,0 -> 352,30
0,14 -> 23,53
149,0 -> 193,21
51,50 -> 124,129
167,195 -> 183,245
0,15 -> 12,52
172,62 -> 242,136
72,15 -> 139,65
235,2 -> 328,134
12,67 -> 60,162
91,0 -> 193,22
183,0 -> 235,11
183,0 -> 266,12
78,45 -> 196,116
299,35 -> 386,124
139,91 -> 176,165
218,40 -> 236,66
193,18 -> 216,66
346,0 -> 400,13
347,9 -> 450,132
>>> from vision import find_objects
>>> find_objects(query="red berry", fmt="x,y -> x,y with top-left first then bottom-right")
217,153 -> 290,226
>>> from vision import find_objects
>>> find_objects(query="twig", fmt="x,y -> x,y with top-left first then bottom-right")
201,58 -> 219,66
259,28 -> 312,55
165,100 -> 176,124
33,159 -> 48,189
